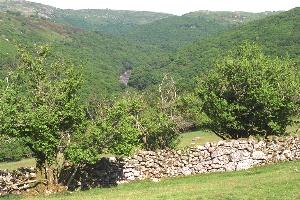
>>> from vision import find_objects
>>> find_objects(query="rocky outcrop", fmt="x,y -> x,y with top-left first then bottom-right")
119,70 -> 131,86
1,136 -> 300,195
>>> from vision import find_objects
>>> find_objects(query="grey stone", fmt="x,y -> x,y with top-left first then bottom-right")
236,159 -> 253,170
252,151 -> 266,160
182,167 -> 192,176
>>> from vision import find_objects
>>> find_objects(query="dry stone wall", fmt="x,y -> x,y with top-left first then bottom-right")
0,168 -> 36,196
1,136 -> 300,195
119,136 -> 300,182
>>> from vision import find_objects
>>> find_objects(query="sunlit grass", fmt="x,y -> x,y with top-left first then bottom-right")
18,160 -> 300,200
178,130 -> 222,148
0,158 -> 36,171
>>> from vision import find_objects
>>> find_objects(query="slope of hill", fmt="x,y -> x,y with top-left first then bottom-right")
128,8 -> 300,91
0,1 -> 279,51
0,11 -> 169,97
53,9 -> 173,34
0,0 -> 173,34
122,10 -> 279,50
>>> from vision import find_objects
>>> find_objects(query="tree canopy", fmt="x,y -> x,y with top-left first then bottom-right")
197,43 -> 300,139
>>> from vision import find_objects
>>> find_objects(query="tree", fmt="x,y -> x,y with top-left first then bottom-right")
0,46 -> 86,192
197,42 -> 300,139
175,92 -> 210,130
0,135 -> 32,162
140,107 -> 178,150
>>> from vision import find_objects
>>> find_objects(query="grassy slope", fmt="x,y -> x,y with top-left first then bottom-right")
7,160 -> 297,200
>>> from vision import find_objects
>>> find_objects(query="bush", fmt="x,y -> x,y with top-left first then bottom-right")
86,92 -> 179,154
140,107 -> 178,150
197,43 -> 300,139
0,136 -> 32,162
175,93 -> 210,130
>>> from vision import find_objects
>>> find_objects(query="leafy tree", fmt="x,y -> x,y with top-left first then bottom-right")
102,95 -> 142,155
197,43 -> 300,139
0,136 -> 32,162
0,46 -> 86,191
86,91 -> 179,153
175,93 -> 210,130
140,107 -> 178,150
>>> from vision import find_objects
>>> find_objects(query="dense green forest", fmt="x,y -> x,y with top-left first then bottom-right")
129,7 -> 300,91
121,11 -> 279,50
0,10 -> 169,97
0,1 -> 299,96
0,0 -> 279,97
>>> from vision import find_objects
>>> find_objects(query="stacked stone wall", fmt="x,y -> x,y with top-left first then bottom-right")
1,137 -> 300,195
119,137 -> 300,181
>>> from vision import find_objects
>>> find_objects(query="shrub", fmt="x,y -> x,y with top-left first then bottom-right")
0,136 -> 32,162
197,43 -> 300,139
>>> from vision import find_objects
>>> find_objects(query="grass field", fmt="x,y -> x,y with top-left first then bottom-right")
3,160 -> 298,200
177,130 -> 221,148
0,158 -> 36,171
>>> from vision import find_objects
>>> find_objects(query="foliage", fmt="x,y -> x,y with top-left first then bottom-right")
175,93 -> 210,128
197,43 -> 300,139
85,91 -> 179,154
0,135 -> 32,162
0,46 -> 86,189
133,8 -> 300,92
101,95 -> 143,155
139,107 -> 178,150
123,11 -> 276,50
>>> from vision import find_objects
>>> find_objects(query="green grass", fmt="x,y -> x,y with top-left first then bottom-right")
0,158 -> 36,171
12,160 -> 298,200
178,130 -> 222,148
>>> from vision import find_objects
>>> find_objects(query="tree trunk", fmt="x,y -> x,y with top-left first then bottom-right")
35,159 -> 65,193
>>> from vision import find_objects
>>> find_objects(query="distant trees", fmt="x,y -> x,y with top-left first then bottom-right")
197,43 -> 300,139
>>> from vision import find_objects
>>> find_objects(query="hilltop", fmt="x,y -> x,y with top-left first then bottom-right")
0,0 -> 278,50
0,0 -> 173,33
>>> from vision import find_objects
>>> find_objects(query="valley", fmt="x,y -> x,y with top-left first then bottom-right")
0,0 -> 299,199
